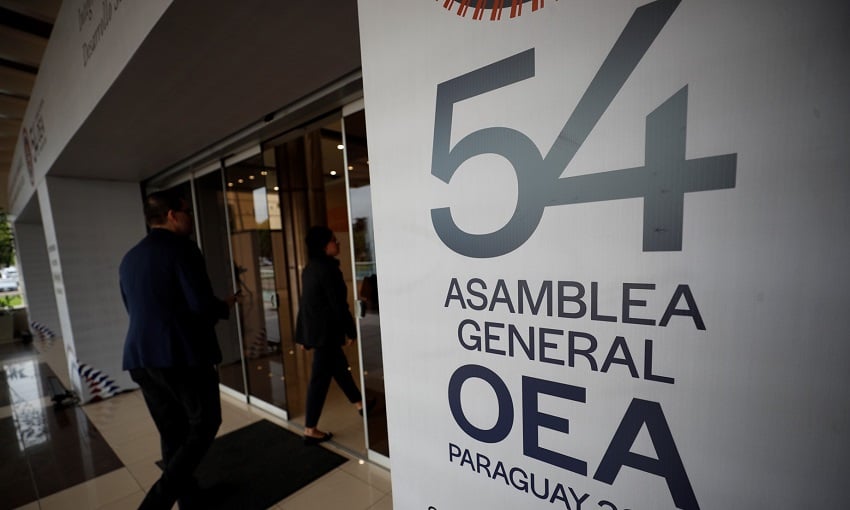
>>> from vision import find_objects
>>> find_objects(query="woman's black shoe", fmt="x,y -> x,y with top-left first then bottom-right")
304,431 -> 333,445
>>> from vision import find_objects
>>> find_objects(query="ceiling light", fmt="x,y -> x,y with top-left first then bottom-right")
337,144 -> 344,150
237,178 -> 244,183
273,186 -> 279,191
330,170 -> 337,176
348,165 -> 354,170
261,170 -> 268,176
227,182 -> 234,187
248,175 -> 255,180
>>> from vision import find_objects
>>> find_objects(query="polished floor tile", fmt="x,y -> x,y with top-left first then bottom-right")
109,430 -> 161,466
278,470 -> 386,510
10,503 -> 38,510
97,491 -> 146,510
341,459 -> 393,494
125,453 -> 163,492
370,494 -> 395,510
3,338 -> 394,510
1,361 -> 123,509
38,469 -> 140,510
1,415 -> 39,508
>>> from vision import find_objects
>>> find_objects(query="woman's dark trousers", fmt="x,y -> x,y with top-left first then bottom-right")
305,346 -> 362,428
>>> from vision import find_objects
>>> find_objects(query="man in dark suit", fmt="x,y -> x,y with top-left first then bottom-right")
120,189 -> 236,510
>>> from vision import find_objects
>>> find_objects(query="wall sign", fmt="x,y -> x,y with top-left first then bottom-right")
360,0 -> 847,508
8,0 -> 172,216
432,1 -> 736,257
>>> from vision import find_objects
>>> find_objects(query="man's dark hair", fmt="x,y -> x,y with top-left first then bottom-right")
144,190 -> 184,226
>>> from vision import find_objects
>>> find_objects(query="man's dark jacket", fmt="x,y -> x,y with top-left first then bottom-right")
295,255 -> 357,349
120,228 -> 229,369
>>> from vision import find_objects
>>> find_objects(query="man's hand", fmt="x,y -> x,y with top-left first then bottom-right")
225,291 -> 240,307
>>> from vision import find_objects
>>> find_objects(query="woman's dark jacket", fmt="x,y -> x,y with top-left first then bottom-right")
295,255 -> 357,349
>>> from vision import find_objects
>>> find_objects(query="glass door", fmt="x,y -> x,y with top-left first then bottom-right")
147,174 -> 247,397
151,103 -> 387,461
223,150 -> 293,412
343,105 -> 390,460
194,169 -> 246,395
264,113 -> 370,455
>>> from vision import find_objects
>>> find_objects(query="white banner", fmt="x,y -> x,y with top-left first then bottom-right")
358,0 -> 850,509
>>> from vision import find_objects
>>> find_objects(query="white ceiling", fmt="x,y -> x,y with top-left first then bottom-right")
0,0 -> 61,211
1,0 -> 362,212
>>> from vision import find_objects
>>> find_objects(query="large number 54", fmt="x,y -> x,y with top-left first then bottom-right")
431,0 -> 736,258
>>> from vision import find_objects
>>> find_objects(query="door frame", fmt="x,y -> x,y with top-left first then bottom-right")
340,99 -> 390,468
141,94 -> 389,463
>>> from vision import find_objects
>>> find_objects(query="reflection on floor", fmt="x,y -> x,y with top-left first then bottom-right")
0,340 -> 392,510
223,342 -> 387,458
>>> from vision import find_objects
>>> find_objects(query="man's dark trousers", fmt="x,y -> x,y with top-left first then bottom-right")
131,366 -> 221,510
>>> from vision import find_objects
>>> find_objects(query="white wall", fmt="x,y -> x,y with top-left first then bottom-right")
14,221 -> 61,342
359,0 -> 850,508
40,176 -> 146,401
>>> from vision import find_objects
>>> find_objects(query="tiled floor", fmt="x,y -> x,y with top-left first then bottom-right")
0,339 -> 392,510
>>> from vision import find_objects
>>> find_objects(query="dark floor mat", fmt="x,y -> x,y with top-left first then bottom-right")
156,419 -> 347,509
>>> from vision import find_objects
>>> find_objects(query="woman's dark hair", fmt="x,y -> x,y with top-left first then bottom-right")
305,226 -> 333,258
144,189 -> 184,226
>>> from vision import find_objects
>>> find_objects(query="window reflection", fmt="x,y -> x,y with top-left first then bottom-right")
226,155 -> 290,408
4,361 -> 48,450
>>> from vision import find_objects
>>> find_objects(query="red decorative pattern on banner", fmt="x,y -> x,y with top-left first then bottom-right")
30,320 -> 57,353
78,363 -> 121,401
438,0 -> 549,20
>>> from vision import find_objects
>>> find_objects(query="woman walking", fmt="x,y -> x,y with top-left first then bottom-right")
295,226 -> 365,444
